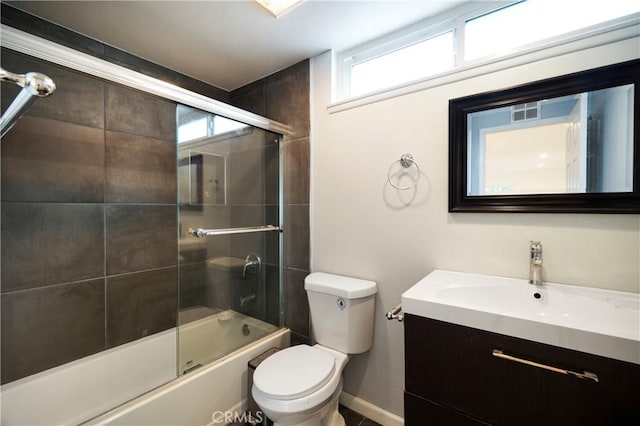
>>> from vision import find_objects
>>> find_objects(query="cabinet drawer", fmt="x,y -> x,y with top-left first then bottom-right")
405,391 -> 489,426
405,314 -> 640,426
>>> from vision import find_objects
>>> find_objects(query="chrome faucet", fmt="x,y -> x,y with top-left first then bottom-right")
529,241 -> 543,285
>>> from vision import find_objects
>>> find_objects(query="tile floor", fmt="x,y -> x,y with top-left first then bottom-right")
339,405 -> 382,426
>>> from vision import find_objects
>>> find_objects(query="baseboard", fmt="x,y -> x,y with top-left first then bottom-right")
339,391 -> 404,426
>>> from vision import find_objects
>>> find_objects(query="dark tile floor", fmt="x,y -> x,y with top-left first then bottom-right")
340,405 -> 382,426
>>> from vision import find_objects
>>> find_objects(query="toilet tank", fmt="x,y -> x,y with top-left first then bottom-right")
304,272 -> 377,354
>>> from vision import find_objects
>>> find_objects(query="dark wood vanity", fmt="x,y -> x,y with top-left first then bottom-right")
404,314 -> 640,425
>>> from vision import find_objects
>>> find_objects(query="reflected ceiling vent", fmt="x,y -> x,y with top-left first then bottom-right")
511,102 -> 540,123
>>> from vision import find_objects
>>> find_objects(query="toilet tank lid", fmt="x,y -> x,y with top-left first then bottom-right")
305,272 -> 377,299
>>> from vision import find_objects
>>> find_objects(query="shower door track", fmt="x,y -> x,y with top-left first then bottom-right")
189,225 -> 281,238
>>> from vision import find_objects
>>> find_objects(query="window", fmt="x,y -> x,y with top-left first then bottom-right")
349,31 -> 454,97
339,0 -> 639,101
465,0 -> 640,62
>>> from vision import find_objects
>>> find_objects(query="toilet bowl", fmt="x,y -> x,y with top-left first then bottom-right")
252,344 -> 348,426
251,272 -> 377,426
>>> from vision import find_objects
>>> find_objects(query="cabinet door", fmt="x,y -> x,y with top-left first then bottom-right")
405,314 -> 640,426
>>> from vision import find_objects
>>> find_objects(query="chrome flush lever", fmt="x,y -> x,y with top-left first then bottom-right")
386,304 -> 404,322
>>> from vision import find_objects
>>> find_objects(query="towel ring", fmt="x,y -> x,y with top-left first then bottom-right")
388,153 -> 419,190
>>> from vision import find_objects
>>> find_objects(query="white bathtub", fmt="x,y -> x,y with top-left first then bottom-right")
0,311 -> 288,426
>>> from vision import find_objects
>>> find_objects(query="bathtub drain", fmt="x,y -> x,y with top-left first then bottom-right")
242,324 -> 250,336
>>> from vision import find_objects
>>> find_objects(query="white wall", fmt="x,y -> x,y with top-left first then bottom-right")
310,38 -> 640,416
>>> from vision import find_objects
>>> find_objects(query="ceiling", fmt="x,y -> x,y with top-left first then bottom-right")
6,0 -> 470,91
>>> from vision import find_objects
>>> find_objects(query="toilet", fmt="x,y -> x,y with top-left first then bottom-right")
252,272 -> 377,426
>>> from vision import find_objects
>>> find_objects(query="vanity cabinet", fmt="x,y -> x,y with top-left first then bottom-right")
404,314 -> 640,426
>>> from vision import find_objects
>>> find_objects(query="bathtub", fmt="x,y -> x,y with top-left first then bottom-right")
0,311 -> 288,426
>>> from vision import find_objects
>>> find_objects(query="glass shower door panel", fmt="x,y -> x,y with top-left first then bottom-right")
177,104 -> 282,375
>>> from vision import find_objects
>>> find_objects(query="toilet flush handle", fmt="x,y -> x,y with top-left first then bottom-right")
385,304 -> 403,322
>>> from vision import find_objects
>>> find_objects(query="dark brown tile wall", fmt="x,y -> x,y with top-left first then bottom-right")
227,144 -> 279,205
284,137 -> 310,204
105,205 -> 177,275
264,61 -> 311,140
106,268 -> 178,348
1,116 -> 105,203
285,204 -> 310,271
1,203 -> 105,292
230,59 -> 311,343
179,261 -> 207,309
0,48 -> 179,384
105,85 -> 177,141
105,130 -> 177,203
1,278 -> 106,384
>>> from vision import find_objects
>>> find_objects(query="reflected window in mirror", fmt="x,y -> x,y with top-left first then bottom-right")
449,60 -> 639,213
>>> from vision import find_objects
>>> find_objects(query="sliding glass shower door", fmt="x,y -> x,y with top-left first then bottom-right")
176,105 -> 283,375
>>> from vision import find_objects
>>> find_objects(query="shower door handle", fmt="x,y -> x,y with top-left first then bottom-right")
189,225 -> 280,238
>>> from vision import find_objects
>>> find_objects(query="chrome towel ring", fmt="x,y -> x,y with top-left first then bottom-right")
387,153 -> 419,190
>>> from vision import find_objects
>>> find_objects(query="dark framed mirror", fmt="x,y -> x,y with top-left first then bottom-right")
449,59 -> 639,213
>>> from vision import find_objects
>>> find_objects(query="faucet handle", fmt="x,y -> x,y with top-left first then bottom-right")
242,253 -> 261,278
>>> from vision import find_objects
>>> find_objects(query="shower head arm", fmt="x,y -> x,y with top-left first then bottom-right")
1,67 -> 57,97
0,67 -> 57,139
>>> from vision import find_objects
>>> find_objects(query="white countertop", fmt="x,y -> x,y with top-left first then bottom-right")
402,270 -> 640,364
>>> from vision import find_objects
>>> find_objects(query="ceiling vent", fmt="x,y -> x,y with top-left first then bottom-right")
511,102 -> 540,123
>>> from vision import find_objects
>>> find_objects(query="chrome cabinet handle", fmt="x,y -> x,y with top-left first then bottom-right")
492,350 -> 599,383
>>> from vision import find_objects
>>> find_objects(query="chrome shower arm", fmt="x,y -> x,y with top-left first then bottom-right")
1,67 -> 56,138
0,67 -> 57,97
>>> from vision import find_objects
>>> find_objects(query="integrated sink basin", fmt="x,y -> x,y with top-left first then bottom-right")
402,270 -> 640,364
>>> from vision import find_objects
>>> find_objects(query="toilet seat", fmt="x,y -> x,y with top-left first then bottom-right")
253,345 -> 336,400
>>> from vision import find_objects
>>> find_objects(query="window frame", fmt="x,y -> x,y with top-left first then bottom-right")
339,18 -> 458,98
336,0 -> 639,103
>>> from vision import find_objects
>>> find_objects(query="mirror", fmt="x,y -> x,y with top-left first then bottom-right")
449,59 -> 639,213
